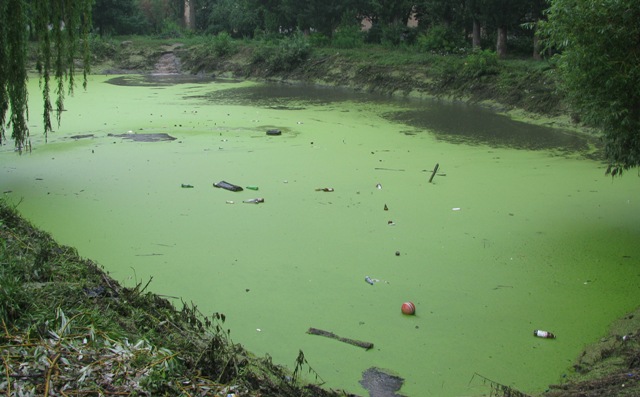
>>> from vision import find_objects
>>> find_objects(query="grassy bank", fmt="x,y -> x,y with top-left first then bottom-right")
88,34 -> 570,126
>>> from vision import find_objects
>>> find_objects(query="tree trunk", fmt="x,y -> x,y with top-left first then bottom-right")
533,23 -> 542,60
184,0 -> 195,30
533,34 -> 542,60
496,26 -> 507,58
472,19 -> 481,50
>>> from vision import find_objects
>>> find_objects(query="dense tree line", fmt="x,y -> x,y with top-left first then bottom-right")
91,0 -> 545,58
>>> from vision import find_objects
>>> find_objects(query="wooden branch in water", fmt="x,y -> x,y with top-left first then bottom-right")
469,372 -> 532,397
306,327 -> 374,350
429,163 -> 440,183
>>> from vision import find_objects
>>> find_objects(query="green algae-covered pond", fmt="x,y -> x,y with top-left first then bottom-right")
2,75 -> 639,396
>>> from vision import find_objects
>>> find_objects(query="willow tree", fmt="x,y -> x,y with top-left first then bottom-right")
0,0 -> 93,152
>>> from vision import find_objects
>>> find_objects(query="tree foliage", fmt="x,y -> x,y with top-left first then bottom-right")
541,0 -> 640,175
0,0 -> 92,152
93,0 -> 146,36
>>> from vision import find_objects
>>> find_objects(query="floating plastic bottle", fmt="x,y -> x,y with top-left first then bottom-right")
181,184 -> 194,188
534,330 -> 556,339
315,188 -> 334,192
246,186 -> 259,191
243,198 -> 264,204
365,276 -> 374,285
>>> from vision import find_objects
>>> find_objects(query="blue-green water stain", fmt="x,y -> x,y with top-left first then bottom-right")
1,75 -> 639,396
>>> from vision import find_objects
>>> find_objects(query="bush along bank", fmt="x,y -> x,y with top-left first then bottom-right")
175,35 -> 567,119
88,34 -> 568,123
0,199 -> 344,397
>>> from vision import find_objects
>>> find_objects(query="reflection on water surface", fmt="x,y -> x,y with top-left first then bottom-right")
181,79 -> 598,153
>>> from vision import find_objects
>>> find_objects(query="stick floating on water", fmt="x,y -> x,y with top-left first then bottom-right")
429,163 -> 440,183
306,327 -> 374,350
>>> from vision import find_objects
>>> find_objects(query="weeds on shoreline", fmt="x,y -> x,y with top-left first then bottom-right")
0,199 -> 344,396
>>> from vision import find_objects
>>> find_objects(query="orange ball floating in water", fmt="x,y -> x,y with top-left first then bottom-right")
401,302 -> 416,315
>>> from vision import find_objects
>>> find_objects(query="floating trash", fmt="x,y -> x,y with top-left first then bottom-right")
365,276 -> 382,285
534,329 -> 556,339
214,181 -> 243,192
401,302 -> 416,315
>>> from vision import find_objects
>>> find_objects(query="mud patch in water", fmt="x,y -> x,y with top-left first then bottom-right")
108,132 -> 176,142
359,367 -> 406,397
189,82 -> 381,108
69,134 -> 95,140
105,74 -> 221,87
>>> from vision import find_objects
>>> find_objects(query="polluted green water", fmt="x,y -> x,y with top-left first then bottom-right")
2,75 -> 640,396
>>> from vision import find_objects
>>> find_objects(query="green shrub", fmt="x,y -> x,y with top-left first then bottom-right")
381,23 -> 418,47
332,25 -> 364,49
308,32 -> 330,47
209,32 -> 237,57
364,24 -> 383,44
462,50 -> 501,78
158,20 -> 183,39
88,34 -> 117,61
252,32 -> 312,72
417,24 -> 467,54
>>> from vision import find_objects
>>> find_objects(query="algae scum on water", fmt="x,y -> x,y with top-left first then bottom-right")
1,75 -> 640,396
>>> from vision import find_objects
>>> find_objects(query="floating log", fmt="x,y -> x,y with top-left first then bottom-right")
429,163 -> 440,183
307,327 -> 374,350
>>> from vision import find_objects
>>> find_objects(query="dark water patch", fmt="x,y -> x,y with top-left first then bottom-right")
108,133 -> 176,142
186,82 -> 383,108
268,105 -> 306,110
105,74 -> 224,87
186,81 -> 599,154
69,134 -> 95,140
385,102 -> 598,152
359,367 -> 406,397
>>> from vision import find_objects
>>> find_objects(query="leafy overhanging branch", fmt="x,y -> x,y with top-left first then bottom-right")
0,0 -> 92,152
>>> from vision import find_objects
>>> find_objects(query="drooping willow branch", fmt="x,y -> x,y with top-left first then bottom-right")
0,0 -> 92,152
